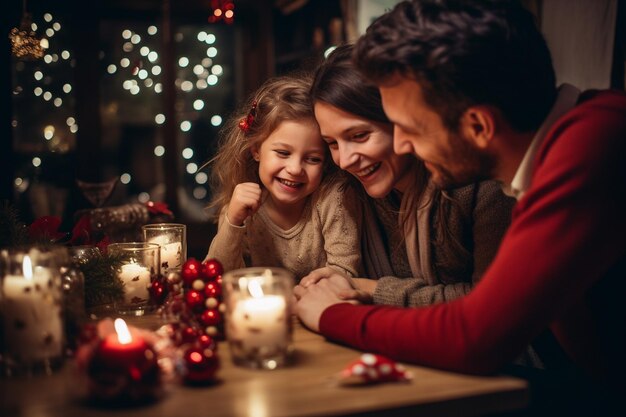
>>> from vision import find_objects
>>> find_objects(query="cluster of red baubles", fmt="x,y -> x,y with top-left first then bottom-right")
158,257 -> 224,384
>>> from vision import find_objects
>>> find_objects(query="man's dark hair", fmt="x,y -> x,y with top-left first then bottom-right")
354,0 -> 557,132
310,44 -> 390,125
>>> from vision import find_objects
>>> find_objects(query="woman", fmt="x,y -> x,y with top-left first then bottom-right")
303,44 -> 516,308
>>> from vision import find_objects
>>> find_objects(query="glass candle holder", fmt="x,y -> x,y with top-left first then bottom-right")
0,247 -> 64,376
142,223 -> 186,275
222,267 -> 294,370
107,243 -> 160,316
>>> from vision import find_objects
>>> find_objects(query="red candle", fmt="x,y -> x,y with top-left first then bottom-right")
87,318 -> 161,404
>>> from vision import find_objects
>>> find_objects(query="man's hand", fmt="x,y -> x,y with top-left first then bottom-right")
294,274 -> 355,332
227,182 -> 262,226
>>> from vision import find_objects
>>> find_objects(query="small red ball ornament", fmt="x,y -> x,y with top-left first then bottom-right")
204,281 -> 222,299
202,259 -> 223,280
199,308 -> 221,327
150,280 -> 167,304
182,346 -> 219,384
181,258 -> 203,286
197,334 -> 216,350
184,289 -> 205,313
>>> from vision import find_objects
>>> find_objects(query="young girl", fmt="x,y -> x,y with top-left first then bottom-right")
205,75 -> 362,281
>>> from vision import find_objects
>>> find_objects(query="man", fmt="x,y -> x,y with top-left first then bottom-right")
294,0 -> 625,413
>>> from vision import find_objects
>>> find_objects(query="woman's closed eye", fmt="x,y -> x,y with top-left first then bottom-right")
274,149 -> 290,157
323,138 -> 338,149
352,131 -> 369,141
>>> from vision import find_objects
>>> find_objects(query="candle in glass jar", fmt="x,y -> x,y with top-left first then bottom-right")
118,262 -> 151,304
148,235 -> 182,272
230,293 -> 288,350
2,256 -> 63,362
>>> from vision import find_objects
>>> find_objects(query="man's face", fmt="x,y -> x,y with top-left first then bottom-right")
379,76 -> 495,189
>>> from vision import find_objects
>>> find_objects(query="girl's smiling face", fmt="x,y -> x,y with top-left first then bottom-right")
253,119 -> 326,210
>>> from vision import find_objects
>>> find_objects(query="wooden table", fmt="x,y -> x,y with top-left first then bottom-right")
1,318 -> 528,417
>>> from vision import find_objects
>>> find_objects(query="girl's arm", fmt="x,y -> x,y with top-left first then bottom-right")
205,208 -> 247,271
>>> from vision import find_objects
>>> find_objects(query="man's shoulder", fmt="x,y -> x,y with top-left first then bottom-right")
575,89 -> 626,112
547,88 -> 626,148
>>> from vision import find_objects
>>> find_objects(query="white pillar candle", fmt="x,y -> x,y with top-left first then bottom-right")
118,263 -> 151,304
230,295 -> 288,351
148,235 -> 182,272
2,263 -> 63,362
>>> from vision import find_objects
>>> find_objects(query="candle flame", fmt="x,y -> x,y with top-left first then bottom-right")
114,318 -> 133,344
248,279 -> 264,298
23,255 -> 33,281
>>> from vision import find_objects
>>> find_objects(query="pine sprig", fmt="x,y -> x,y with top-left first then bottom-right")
77,252 -> 126,308
0,200 -> 29,247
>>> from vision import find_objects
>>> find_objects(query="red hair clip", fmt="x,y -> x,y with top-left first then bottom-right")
238,101 -> 257,134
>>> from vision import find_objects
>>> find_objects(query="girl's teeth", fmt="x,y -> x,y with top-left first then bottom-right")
278,179 -> 300,187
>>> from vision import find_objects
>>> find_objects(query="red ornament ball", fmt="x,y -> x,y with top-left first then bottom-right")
185,289 -> 205,313
196,334 -> 216,350
202,259 -> 223,280
204,282 -> 222,299
150,280 -> 167,304
199,308 -> 221,327
179,325 -> 201,346
182,346 -> 219,384
181,258 -> 203,286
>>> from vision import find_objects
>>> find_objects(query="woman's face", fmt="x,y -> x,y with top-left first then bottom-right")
314,101 -> 413,198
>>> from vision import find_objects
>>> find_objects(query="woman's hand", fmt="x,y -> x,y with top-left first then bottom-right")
227,182 -> 262,226
300,268 -> 375,304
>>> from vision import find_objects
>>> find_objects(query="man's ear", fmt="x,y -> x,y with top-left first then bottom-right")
460,106 -> 496,149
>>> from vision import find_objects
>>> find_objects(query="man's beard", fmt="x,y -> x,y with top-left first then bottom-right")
428,133 -> 496,190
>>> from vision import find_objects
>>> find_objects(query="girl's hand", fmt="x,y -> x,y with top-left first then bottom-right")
300,267 -> 345,287
227,182 -> 262,226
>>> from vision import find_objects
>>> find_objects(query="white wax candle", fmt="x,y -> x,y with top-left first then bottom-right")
230,295 -> 288,350
148,236 -> 182,272
118,263 -> 151,304
2,268 -> 63,362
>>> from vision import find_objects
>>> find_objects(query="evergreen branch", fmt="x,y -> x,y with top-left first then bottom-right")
77,252 -> 126,308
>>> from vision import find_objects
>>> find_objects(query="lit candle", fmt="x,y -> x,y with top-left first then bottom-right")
118,262 -> 151,305
87,318 -> 160,403
148,235 -> 182,273
229,278 -> 289,353
2,255 -> 63,363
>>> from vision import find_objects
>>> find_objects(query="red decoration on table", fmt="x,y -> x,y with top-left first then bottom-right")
182,345 -> 220,384
150,279 -> 167,304
203,258 -> 224,280
151,258 -> 224,384
181,258 -> 203,286
80,318 -> 162,404
338,353 -> 412,386
185,289 -> 206,312
175,258 -> 225,340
